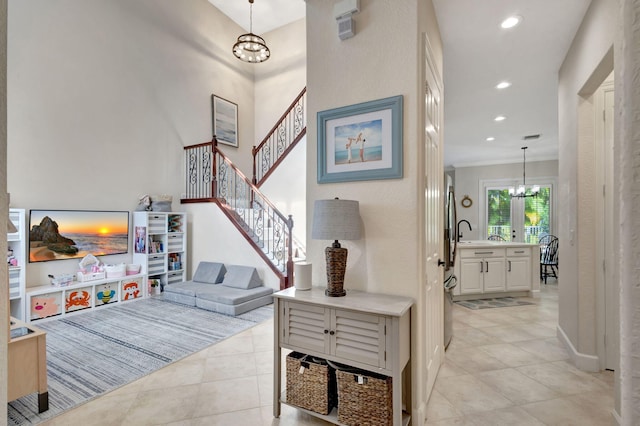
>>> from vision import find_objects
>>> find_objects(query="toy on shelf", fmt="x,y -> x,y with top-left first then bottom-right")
7,248 -> 18,266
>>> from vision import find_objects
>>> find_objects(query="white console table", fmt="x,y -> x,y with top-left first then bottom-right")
273,287 -> 413,426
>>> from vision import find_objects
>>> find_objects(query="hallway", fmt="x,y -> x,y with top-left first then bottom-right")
39,283 -> 614,425
427,283 -> 614,425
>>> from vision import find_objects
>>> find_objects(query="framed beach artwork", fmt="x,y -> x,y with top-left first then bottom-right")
317,95 -> 403,183
212,95 -> 238,147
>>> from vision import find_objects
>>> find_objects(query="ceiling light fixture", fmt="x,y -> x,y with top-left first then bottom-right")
486,137 -> 495,141
501,15 -> 522,29
494,115 -> 506,122
232,0 -> 270,63
509,146 -> 540,198
496,81 -> 511,89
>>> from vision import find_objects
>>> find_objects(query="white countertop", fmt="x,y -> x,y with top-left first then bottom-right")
457,240 -> 538,249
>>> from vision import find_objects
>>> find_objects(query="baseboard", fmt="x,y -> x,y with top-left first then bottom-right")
611,408 -> 621,425
556,325 -> 600,372
413,402 -> 427,426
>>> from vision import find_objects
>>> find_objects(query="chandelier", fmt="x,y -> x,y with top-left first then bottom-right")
509,146 -> 540,198
232,0 -> 270,63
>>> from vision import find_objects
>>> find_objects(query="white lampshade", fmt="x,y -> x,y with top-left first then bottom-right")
312,199 -> 361,241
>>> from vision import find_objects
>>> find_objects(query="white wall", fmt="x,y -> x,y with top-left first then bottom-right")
453,160 -> 558,240
557,0 -> 616,370
306,0 -> 442,420
186,203 -> 280,290
617,0 -> 640,421
251,17 -> 307,258
254,18 -> 307,140
259,137 -> 307,250
8,0 -> 258,285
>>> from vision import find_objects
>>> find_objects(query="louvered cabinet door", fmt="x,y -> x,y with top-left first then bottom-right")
280,300 -> 330,355
332,309 -> 388,369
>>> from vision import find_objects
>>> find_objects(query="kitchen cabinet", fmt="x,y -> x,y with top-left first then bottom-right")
459,248 -> 506,294
453,242 -> 539,299
506,248 -> 531,291
273,287 -> 413,426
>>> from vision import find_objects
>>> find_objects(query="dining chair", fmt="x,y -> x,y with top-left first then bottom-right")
539,235 -> 559,284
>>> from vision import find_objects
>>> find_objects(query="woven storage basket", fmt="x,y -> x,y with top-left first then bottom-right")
286,352 -> 337,415
336,369 -> 393,426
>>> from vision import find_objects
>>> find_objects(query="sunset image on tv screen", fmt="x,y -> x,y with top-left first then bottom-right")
29,210 -> 129,262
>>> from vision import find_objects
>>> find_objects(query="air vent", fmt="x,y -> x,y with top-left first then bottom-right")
523,134 -> 541,140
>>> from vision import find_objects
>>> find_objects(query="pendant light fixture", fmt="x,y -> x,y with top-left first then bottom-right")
233,0 -> 270,63
509,146 -> 540,198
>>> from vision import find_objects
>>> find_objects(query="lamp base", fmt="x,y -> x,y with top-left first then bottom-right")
325,246 -> 348,297
325,288 -> 347,297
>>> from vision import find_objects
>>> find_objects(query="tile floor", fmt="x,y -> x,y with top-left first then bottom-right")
41,281 -> 615,426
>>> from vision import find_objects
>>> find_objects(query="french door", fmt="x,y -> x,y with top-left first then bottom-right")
486,185 -> 552,242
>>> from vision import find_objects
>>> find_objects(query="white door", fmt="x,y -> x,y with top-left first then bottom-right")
423,35 -> 444,400
596,79 -> 617,371
510,197 -> 525,242
603,87 -> 616,370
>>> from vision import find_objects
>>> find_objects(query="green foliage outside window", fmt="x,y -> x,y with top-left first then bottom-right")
487,186 -> 551,242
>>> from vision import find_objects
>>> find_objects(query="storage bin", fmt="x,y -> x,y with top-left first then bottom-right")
104,263 -> 126,278
167,271 -> 183,285
126,264 -> 141,275
148,214 -> 167,234
336,368 -> 393,426
167,234 -> 183,252
9,268 -> 20,298
286,352 -> 337,415
148,255 -> 166,275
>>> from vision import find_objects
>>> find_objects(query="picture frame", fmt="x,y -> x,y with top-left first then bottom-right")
317,95 -> 403,183
212,95 -> 238,147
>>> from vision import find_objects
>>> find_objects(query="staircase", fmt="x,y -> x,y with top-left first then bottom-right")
181,88 -> 306,290
252,87 -> 306,187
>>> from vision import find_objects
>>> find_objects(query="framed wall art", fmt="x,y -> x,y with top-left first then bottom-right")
317,95 -> 403,183
212,95 -> 238,147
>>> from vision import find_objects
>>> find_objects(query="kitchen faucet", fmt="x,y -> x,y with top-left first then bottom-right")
457,219 -> 472,241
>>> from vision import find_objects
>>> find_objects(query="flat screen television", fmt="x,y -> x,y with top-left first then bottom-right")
29,210 -> 129,263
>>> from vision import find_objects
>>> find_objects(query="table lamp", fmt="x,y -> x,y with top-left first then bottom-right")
312,198 -> 361,297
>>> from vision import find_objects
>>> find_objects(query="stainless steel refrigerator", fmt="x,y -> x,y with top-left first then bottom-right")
443,174 -> 458,349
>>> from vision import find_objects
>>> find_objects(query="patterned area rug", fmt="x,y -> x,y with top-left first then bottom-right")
8,297 -> 273,425
455,297 -> 535,310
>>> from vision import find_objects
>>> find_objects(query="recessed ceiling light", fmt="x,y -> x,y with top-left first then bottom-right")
486,137 -> 495,141
501,15 -> 522,29
496,81 -> 511,89
494,115 -> 506,122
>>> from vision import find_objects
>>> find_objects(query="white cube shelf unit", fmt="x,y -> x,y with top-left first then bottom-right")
8,208 -> 26,321
25,274 -> 146,322
132,212 -> 187,291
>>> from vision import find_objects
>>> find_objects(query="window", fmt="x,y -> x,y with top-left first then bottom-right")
483,181 -> 554,243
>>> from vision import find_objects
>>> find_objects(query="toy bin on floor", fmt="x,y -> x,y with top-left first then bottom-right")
335,366 -> 393,426
285,352 -> 337,415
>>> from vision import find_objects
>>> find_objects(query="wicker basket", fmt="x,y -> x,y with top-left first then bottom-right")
336,369 -> 393,426
286,352 -> 337,415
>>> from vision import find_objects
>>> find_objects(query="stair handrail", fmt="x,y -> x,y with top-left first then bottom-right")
182,138 -> 294,289
252,87 -> 307,187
